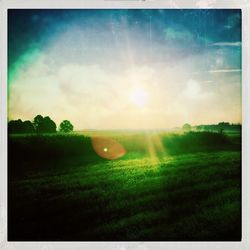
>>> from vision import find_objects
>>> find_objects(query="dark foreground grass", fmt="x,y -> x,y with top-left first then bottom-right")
8,132 -> 241,241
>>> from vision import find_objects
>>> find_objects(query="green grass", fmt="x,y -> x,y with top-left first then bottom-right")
8,131 -> 241,241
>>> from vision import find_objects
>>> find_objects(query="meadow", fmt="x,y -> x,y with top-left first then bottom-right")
8,131 -> 241,241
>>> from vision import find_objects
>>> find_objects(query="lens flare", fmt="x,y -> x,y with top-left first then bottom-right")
91,137 -> 126,160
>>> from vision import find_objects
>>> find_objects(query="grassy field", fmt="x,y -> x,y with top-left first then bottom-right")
8,131 -> 241,241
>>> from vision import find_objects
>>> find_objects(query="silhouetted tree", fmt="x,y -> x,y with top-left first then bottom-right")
59,120 -> 74,133
9,115 -> 57,134
182,123 -> 191,132
8,119 -> 23,134
33,115 -> 56,133
43,116 -> 57,133
22,120 -> 35,133
33,115 -> 44,133
8,119 -> 35,134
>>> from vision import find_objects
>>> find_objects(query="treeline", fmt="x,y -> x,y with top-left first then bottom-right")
181,122 -> 241,133
8,115 -> 74,134
195,122 -> 241,132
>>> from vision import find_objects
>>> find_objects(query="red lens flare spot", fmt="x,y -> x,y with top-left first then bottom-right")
91,137 -> 126,160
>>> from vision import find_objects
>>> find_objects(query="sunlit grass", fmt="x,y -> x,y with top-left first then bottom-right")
8,131 -> 241,240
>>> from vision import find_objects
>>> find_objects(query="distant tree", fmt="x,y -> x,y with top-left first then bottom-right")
218,122 -> 231,133
8,119 -> 35,134
218,122 -> 230,131
190,122 -> 241,133
33,115 -> 44,133
59,120 -> 74,133
218,122 -> 230,127
22,120 -> 35,133
33,115 -> 57,133
8,119 -> 23,134
43,116 -> 57,133
182,123 -> 191,132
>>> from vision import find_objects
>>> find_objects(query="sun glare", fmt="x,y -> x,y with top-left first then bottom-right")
130,88 -> 149,107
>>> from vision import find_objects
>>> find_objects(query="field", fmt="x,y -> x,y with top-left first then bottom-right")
8,131 -> 241,241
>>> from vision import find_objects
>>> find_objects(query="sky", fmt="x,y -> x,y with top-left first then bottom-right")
8,9 -> 242,130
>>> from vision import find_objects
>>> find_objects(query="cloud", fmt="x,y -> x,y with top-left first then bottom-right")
192,68 -> 241,75
169,79 -> 215,124
182,79 -> 201,98
163,27 -> 194,43
210,42 -> 241,47
9,54 -> 166,129
181,79 -> 213,101
208,69 -> 241,73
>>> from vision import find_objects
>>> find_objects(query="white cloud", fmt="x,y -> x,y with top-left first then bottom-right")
182,79 -> 202,99
209,69 -> 241,73
210,42 -> 241,47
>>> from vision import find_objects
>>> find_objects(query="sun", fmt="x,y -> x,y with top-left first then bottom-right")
129,87 -> 149,107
